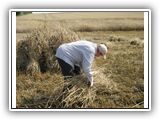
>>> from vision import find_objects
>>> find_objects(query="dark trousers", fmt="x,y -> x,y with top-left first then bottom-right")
57,57 -> 81,80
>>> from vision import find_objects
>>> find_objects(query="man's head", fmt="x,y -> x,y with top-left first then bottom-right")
95,44 -> 108,59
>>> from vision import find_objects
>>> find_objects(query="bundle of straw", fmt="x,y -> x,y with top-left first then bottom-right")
16,21 -> 82,74
46,60 -> 118,108
16,39 -> 30,72
27,58 -> 40,73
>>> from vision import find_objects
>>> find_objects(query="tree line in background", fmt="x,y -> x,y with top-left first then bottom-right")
16,12 -> 32,16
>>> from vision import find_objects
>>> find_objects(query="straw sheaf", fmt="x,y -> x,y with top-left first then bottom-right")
54,61 -> 118,108
16,39 -> 30,71
16,22 -> 82,74
27,58 -> 40,73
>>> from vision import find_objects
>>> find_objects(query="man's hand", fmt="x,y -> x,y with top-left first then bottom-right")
88,80 -> 93,87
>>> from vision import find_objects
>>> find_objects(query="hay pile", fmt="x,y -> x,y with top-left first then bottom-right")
16,22 -> 82,74
109,35 -> 127,42
44,60 -> 118,108
130,38 -> 143,45
130,40 -> 138,45
109,35 -> 119,41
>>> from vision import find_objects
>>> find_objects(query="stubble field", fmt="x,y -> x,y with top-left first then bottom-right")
16,12 -> 144,108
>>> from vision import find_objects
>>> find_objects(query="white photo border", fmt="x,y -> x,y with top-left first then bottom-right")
9,9 -> 151,111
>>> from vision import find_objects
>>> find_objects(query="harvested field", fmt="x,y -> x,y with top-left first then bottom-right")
16,12 -> 144,108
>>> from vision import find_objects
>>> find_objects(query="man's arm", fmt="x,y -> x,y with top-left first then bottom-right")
82,52 -> 94,87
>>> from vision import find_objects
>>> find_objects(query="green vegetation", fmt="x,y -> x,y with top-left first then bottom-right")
16,12 -> 32,16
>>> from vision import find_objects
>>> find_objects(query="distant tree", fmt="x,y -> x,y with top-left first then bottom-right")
16,12 -> 21,16
16,12 -> 32,16
24,12 -> 32,15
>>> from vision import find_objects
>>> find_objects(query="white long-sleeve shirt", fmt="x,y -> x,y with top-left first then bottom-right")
55,40 -> 97,83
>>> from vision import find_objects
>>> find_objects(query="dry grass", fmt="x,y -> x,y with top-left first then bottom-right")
45,12 -> 144,20
16,12 -> 144,37
16,12 -> 144,108
61,18 -> 144,32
